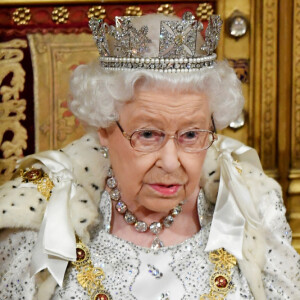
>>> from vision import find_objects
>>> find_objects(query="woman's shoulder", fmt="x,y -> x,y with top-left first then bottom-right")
201,134 -> 282,205
0,133 -> 108,233
0,133 -> 110,299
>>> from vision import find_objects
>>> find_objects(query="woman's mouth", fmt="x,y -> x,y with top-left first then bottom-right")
149,184 -> 181,196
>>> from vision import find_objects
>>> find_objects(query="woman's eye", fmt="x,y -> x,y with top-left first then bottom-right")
182,131 -> 198,139
141,130 -> 154,139
137,130 -> 162,141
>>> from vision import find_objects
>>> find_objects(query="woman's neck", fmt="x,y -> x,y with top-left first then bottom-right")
110,194 -> 200,248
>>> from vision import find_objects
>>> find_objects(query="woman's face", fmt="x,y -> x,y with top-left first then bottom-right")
98,88 -> 210,215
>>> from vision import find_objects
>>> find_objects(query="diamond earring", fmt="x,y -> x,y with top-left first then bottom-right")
100,146 -> 109,158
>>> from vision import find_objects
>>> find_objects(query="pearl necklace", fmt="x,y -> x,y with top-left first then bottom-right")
106,167 -> 184,249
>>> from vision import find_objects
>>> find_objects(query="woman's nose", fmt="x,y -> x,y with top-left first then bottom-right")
155,138 -> 181,172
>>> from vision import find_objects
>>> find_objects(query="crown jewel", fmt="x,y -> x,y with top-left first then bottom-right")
89,12 -> 222,72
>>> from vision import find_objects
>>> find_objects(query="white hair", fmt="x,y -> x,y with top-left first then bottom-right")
69,14 -> 244,130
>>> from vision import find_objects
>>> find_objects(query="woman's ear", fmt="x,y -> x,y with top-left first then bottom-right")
98,128 -> 109,146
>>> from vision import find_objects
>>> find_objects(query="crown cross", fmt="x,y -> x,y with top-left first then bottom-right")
111,17 -> 152,57
159,12 -> 199,58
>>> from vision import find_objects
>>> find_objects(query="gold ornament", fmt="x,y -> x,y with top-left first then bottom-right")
200,248 -> 236,300
157,4 -> 174,16
73,239 -> 112,300
77,265 -> 105,294
209,248 -> 237,271
125,6 -> 143,17
87,6 -> 106,20
196,3 -> 214,21
20,168 -> 54,201
12,7 -> 31,25
52,6 -> 69,24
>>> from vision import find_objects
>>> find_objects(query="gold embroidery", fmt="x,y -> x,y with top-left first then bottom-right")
12,7 -> 31,25
20,168 -> 54,201
52,6 -> 69,24
72,240 -> 112,300
157,4 -> 174,16
125,6 -> 143,17
200,248 -> 236,300
87,6 -> 106,20
196,3 -> 214,21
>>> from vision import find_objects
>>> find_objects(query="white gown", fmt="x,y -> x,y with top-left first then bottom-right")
1,189 -> 299,300
0,134 -> 299,300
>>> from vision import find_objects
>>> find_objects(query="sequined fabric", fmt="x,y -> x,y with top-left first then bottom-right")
50,190 -> 298,300
0,189 -> 299,299
51,191 -> 253,300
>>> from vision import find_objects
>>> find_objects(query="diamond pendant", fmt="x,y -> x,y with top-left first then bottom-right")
151,236 -> 164,250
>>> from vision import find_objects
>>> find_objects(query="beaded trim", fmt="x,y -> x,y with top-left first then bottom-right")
100,54 -> 216,72
20,168 -> 54,201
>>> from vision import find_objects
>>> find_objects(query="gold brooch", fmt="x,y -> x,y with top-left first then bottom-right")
200,248 -> 236,300
72,240 -> 112,300
20,168 -> 54,201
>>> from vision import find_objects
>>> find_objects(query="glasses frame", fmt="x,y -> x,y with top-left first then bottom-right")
116,116 -> 218,153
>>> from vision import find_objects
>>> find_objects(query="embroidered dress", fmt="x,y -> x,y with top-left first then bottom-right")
0,134 -> 299,299
0,190 -> 298,300
52,190 -> 254,300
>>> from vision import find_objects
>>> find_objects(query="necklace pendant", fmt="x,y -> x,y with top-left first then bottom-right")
151,236 -> 164,249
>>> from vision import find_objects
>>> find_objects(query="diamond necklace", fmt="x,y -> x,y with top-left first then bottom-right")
106,167 -> 184,249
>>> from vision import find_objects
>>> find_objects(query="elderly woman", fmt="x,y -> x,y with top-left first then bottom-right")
0,13 -> 299,300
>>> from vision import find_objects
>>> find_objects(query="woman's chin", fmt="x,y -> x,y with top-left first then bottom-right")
136,196 -> 183,214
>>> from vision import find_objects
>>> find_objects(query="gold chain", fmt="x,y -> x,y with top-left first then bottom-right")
20,168 -> 54,201
73,239 -> 236,300
19,168 -> 236,299
72,239 -> 112,300
200,248 -> 237,300
20,168 -> 236,299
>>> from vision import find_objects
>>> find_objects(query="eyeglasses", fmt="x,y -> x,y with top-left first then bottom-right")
116,120 -> 218,153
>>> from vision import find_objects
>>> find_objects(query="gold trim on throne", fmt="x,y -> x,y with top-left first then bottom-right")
28,33 -> 98,152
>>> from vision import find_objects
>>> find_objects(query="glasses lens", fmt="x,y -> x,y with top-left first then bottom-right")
131,129 -> 165,152
178,130 -> 213,152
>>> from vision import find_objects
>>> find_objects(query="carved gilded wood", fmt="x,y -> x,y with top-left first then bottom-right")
290,0 -> 300,251
292,0 -> 300,172
28,33 -> 95,152
260,0 -> 278,171
0,39 -> 28,184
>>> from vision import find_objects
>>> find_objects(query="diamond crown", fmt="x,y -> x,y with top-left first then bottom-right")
89,12 -> 223,72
